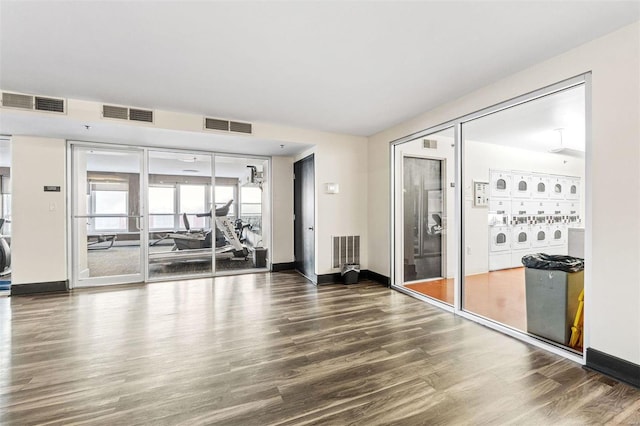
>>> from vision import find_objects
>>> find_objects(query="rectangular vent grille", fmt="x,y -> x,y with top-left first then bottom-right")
205,118 -> 230,131
423,139 -> 437,149
2,92 -> 34,109
332,235 -> 360,268
230,121 -> 252,134
35,96 -> 64,113
103,105 -> 129,120
129,108 -> 153,122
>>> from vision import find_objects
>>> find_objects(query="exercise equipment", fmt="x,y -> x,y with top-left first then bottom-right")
168,200 -> 250,260
0,218 -> 11,276
87,234 -> 117,250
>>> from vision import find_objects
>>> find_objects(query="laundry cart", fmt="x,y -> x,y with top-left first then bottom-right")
522,254 -> 584,346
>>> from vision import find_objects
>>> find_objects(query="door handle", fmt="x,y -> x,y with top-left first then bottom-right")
307,227 -> 314,231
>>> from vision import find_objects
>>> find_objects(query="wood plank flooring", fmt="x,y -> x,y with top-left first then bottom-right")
1,271 -> 638,425
405,268 -> 529,331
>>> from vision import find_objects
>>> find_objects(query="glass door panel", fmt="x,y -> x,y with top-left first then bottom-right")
71,145 -> 144,286
393,127 -> 456,306
461,84 -> 586,352
214,156 -> 270,273
147,151 -> 213,280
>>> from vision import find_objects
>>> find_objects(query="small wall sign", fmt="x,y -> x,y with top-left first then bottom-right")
44,186 -> 61,192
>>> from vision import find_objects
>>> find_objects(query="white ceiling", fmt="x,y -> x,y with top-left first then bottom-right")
1,0 -> 638,142
464,84 -> 585,155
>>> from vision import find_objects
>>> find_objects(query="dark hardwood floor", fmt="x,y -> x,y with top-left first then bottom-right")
1,271 -> 639,425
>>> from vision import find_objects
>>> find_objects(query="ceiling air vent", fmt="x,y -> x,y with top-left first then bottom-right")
129,108 -> 153,123
230,121 -> 252,134
35,96 -> 65,113
2,92 -> 65,114
103,105 -> 129,120
102,105 -> 154,123
205,118 -> 230,131
2,92 -> 34,109
423,139 -> 437,149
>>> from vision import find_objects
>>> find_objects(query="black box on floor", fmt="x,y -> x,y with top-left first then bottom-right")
253,247 -> 267,268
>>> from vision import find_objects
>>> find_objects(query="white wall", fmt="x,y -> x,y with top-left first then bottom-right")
368,22 -> 640,364
293,133 -> 369,276
11,136 -> 67,285
464,140 -> 584,275
271,156 -> 294,263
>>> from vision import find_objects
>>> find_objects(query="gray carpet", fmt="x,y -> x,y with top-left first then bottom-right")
87,245 -> 257,278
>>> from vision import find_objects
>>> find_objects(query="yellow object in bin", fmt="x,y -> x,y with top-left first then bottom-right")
569,289 -> 584,348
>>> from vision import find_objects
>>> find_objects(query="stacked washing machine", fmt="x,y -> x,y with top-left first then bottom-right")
488,169 -> 581,271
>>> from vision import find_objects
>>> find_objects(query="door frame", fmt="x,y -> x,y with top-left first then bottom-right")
293,154 -> 315,281
389,74 -> 590,364
67,141 -> 273,288
67,142 -> 147,288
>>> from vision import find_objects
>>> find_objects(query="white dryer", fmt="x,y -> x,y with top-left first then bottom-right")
549,176 -> 567,200
546,224 -> 564,255
490,226 -> 511,253
489,170 -> 512,199
531,224 -> 550,249
512,224 -> 532,251
566,177 -> 581,200
489,225 -> 512,271
511,172 -> 532,199
531,174 -> 550,199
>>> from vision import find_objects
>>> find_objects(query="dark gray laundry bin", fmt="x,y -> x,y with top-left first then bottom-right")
522,254 -> 584,345
341,263 -> 360,284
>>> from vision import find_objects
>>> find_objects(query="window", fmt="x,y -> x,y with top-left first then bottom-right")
518,232 -> 527,243
149,186 -> 175,230
93,189 -> 128,231
215,186 -> 235,216
496,179 -> 506,190
571,185 -> 577,194
241,187 -> 262,216
496,233 -> 506,244
537,182 -> 545,192
180,184 -> 208,229
554,184 -> 562,193
518,181 -> 527,191
537,231 -> 545,241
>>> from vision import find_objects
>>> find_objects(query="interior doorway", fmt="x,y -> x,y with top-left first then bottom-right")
392,127 -> 457,306
294,154 -> 315,280
70,144 -> 145,287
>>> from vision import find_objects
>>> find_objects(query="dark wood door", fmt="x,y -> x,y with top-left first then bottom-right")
294,155 -> 315,280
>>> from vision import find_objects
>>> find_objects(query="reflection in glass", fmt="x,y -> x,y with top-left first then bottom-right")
393,127 -> 456,306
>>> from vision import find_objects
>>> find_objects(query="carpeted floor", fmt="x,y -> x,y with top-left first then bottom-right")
87,244 -> 258,279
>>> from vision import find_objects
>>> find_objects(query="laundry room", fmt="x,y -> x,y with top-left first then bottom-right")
462,84 -> 586,352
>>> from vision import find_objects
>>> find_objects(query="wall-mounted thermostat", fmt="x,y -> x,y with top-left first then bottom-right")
473,181 -> 489,207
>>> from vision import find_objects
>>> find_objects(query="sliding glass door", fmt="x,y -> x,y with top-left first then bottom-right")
71,145 -> 145,287
391,76 -> 587,358
70,143 -> 272,287
147,150 -> 214,281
